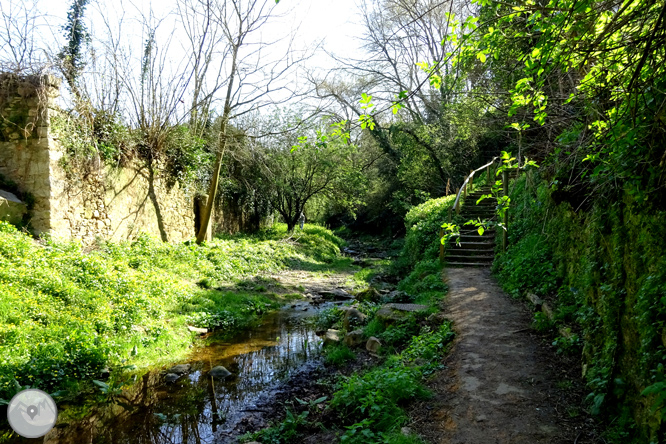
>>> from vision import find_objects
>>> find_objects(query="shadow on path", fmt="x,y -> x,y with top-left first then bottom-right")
413,268 -> 588,444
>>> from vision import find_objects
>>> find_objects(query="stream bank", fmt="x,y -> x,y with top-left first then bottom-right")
4,235 -> 394,444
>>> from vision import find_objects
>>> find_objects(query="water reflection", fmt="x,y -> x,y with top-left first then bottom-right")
12,302 -> 327,444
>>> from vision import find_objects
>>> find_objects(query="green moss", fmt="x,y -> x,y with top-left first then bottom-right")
493,171 -> 666,441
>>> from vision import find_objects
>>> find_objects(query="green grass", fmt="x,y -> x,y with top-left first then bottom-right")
324,344 -> 356,365
0,221 -> 345,401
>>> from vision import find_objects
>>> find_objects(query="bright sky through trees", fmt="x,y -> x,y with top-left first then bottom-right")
37,0 -> 365,74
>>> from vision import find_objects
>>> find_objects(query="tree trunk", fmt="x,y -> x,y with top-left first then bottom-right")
195,40 -> 239,244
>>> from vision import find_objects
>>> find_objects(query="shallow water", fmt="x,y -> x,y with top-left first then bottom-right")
13,300 -> 331,444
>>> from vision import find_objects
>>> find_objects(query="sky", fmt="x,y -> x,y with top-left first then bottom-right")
9,0 -> 369,118
36,0 -> 367,70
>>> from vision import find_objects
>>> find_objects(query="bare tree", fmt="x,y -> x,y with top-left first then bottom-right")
0,0 -> 51,73
195,0 -> 311,243
309,0 -> 482,194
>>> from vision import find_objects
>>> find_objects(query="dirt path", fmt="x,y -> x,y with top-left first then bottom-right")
415,267 -> 585,444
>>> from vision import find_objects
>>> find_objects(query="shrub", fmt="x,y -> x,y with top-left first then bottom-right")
331,365 -> 430,440
402,195 -> 456,268
324,345 -> 356,365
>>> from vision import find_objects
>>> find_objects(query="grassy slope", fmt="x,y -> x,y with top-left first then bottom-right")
0,222 -> 344,400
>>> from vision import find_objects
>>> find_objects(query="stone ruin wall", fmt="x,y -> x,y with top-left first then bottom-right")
0,73 -> 207,243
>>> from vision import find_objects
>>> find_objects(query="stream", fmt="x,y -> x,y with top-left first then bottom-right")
12,300 -> 341,444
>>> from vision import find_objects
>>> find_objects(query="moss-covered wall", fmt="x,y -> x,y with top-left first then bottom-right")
0,73 -> 202,243
494,171 -> 666,442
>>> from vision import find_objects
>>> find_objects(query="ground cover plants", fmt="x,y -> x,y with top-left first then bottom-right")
493,172 -> 666,443
244,198 -> 456,443
0,222 -> 344,404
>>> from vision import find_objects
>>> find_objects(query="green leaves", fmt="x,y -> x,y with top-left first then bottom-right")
415,61 -> 442,88
359,94 -> 376,130
391,90 -> 408,114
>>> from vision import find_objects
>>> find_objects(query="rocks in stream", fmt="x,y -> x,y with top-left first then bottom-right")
355,287 -> 381,303
165,373 -> 181,383
343,308 -> 367,330
376,303 -> 428,324
168,364 -> 191,374
352,258 -> 370,267
318,289 -> 353,300
209,365 -> 233,380
344,330 -> 364,348
323,329 -> 342,345
366,337 -> 382,354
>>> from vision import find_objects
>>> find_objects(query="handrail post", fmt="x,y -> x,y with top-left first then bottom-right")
502,168 -> 509,252
439,229 -> 445,264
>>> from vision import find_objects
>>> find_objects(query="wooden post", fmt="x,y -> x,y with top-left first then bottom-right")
446,178 -> 451,196
487,165 -> 491,186
502,169 -> 509,252
439,229 -> 445,264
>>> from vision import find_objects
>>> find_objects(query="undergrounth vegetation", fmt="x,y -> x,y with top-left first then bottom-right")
2,0 -> 665,439
244,197 -> 455,443
494,171 -> 666,443
0,222 -> 343,402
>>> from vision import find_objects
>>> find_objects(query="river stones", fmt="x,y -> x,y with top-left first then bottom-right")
209,366 -> 233,379
165,373 -> 181,383
168,364 -> 191,374
344,329 -> 364,348
319,289 -> 353,300
427,312 -> 448,326
366,336 -> 382,354
343,308 -> 367,330
323,329 -> 342,345
355,287 -> 381,303
376,303 -> 428,323
385,290 -> 415,303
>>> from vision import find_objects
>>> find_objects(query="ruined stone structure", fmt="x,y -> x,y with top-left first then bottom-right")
0,73 -> 209,243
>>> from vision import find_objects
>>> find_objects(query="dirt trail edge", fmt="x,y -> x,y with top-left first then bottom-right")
417,267 -> 578,444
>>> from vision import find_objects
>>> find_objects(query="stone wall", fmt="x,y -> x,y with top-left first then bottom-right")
0,73 -> 207,243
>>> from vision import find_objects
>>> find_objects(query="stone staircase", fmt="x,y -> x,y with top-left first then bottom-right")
445,186 -> 497,267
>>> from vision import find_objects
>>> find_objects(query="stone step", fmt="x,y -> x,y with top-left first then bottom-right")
461,202 -> 495,208
446,261 -> 492,267
449,241 -> 495,250
460,205 -> 496,210
459,212 -> 496,218
458,235 -> 496,243
446,249 -> 495,257
446,253 -> 495,262
458,228 -> 496,235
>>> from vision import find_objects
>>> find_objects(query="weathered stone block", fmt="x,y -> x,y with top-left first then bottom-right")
0,190 -> 26,225
324,329 -> 342,345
